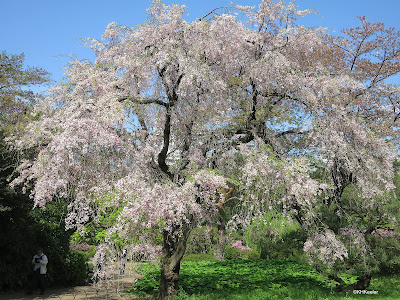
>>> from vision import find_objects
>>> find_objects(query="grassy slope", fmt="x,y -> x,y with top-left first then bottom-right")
131,259 -> 400,299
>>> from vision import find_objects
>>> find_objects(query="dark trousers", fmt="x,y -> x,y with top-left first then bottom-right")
29,269 -> 46,293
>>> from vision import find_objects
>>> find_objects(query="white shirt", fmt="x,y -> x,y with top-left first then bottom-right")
32,254 -> 48,274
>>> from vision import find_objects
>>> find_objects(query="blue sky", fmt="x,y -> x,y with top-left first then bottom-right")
1,0 -> 399,87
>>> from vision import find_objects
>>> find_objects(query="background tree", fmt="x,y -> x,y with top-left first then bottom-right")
9,1 -> 400,298
0,52 -> 87,291
0,51 -> 50,131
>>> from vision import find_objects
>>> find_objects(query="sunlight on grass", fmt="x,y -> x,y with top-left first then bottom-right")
130,259 -> 400,299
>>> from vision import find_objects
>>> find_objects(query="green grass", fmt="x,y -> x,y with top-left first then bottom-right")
131,259 -> 400,299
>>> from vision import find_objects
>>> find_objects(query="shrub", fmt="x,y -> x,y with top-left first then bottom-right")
132,263 -> 160,295
71,245 -> 96,262
186,226 -> 214,254
231,240 -> 252,251
373,237 -> 400,275
259,229 -> 307,260
183,253 -> 218,262
224,246 -> 260,259
244,211 -> 306,260
63,251 -> 87,286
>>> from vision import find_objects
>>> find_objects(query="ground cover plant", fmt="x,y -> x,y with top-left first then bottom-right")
132,259 -> 400,299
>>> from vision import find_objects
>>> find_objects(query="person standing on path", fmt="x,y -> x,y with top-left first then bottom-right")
27,247 -> 48,295
120,249 -> 127,275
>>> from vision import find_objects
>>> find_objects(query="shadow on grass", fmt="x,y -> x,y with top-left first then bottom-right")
132,259 -> 336,298
179,259 -> 335,295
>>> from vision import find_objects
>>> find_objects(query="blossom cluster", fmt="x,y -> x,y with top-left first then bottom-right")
231,240 -> 252,251
371,229 -> 397,238
304,230 -> 348,268
70,243 -> 90,252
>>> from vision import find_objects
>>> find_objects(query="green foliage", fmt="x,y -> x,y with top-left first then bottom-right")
71,199 -> 124,245
132,260 -> 400,299
369,235 -> 400,275
367,275 -> 400,299
244,210 -> 306,260
132,263 -> 160,295
0,194 -> 87,290
185,226 -> 214,254
0,51 -> 50,132
87,245 -> 96,259
300,166 -> 400,290
134,259 -> 399,299
0,132 -> 87,291
224,247 -> 260,259
175,275 -> 400,300
62,251 -> 87,286
72,246 -> 96,262
323,180 -> 400,278
183,253 -> 218,262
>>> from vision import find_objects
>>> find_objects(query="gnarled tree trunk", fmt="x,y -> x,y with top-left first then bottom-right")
157,225 -> 191,300
349,273 -> 372,291
326,272 -> 372,292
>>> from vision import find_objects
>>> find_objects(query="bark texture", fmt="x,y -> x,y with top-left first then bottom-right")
157,226 -> 191,299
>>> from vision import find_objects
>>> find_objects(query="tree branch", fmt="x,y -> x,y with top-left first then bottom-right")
350,35 -> 368,72
118,96 -> 168,107
274,128 -> 307,138
198,7 -> 229,21
158,108 -> 173,179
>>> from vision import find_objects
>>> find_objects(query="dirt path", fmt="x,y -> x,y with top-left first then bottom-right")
0,266 -> 146,300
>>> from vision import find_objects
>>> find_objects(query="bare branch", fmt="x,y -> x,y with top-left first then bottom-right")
350,34 -> 368,72
274,128 -> 307,138
198,7 -> 229,21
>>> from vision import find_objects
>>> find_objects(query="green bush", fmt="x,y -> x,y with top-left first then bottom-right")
72,245 -> 96,262
183,253 -> 218,262
63,251 -> 87,286
258,229 -> 307,260
0,192 -> 88,291
186,226 -> 214,254
244,211 -> 306,260
132,263 -> 160,295
87,245 -> 96,259
373,237 -> 400,275
224,247 -> 260,260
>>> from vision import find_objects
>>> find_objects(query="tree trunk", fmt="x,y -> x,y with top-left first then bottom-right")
157,226 -> 191,300
349,273 -> 372,291
326,272 -> 372,292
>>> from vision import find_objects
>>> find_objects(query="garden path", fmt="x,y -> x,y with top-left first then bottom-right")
0,263 -> 145,300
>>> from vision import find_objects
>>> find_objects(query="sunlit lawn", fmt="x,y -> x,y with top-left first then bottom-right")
130,259 -> 400,299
